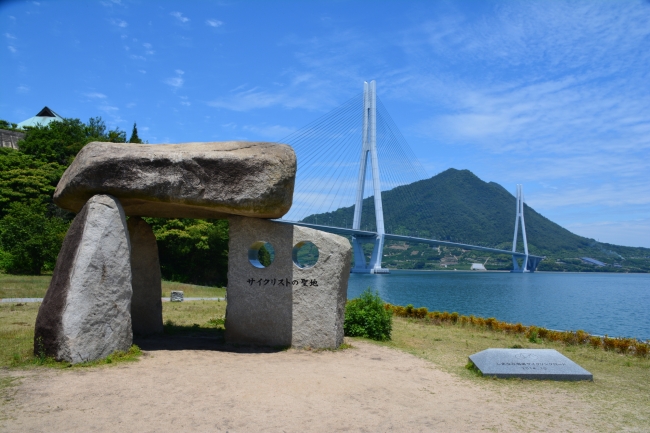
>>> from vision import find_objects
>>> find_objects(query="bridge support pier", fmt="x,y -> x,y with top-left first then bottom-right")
350,80 -> 389,275
351,234 -> 389,274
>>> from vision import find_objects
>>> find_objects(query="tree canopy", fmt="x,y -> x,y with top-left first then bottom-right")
18,117 -> 126,165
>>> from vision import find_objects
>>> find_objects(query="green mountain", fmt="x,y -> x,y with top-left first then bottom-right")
302,169 -> 650,272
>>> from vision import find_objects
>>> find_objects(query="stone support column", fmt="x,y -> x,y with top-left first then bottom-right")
34,194 -> 133,364
127,217 -> 163,335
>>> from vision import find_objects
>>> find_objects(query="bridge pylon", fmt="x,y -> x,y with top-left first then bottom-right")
511,184 -> 531,273
351,81 -> 389,274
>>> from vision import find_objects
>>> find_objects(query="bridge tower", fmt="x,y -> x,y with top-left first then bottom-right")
511,184 -> 530,272
351,81 -> 389,274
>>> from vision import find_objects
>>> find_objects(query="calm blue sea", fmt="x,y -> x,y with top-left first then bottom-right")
347,271 -> 650,341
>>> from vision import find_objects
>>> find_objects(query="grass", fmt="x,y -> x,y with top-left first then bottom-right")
160,281 -> 226,298
0,299 -> 228,369
0,274 -> 51,299
0,301 -> 143,369
0,274 -> 226,299
162,299 -> 227,336
364,316 -> 650,432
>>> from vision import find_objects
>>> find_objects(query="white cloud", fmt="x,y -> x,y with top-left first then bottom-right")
242,124 -> 296,139
138,69 -> 146,74
5,33 -> 16,39
206,19 -> 223,27
175,69 -> 184,75
166,77 -> 183,87
7,46 -> 16,53
110,19 -> 127,28
143,43 -> 152,49
164,70 -> 184,89
16,85 -> 29,93
84,92 -> 107,99
170,11 -> 189,23
130,54 -> 146,61
99,105 -> 119,112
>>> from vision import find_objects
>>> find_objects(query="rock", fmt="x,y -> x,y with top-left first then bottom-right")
170,291 -> 184,302
225,217 -> 351,349
53,141 -> 296,219
34,195 -> 133,364
127,217 -> 163,335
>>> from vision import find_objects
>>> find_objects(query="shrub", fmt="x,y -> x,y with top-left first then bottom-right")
344,288 -> 393,341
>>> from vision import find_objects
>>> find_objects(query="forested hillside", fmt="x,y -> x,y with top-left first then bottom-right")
303,169 -> 650,272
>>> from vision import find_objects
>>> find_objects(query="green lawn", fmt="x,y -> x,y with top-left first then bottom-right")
0,274 -> 225,299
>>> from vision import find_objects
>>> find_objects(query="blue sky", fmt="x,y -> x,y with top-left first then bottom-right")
2,0 -> 650,248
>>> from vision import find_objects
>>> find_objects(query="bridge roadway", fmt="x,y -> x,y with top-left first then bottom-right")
275,220 -> 544,263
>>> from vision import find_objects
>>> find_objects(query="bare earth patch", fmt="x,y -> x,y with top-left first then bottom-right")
1,340 -> 595,433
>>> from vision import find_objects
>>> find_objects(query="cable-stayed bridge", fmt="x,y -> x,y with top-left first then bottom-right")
275,81 -> 544,274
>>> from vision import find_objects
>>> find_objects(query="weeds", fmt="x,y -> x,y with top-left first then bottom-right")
384,302 -> 650,358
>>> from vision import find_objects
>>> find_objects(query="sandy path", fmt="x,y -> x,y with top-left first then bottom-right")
2,339 -> 593,432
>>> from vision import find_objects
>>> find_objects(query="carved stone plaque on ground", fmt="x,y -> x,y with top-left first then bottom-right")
225,216 -> 351,349
469,349 -> 593,381
34,194 -> 133,363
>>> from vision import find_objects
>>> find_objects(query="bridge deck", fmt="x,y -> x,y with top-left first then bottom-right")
275,220 -> 544,260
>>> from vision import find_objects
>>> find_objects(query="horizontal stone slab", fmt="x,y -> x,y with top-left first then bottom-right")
469,348 -> 593,381
54,141 -> 296,219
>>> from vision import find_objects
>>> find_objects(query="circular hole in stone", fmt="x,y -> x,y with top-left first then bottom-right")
248,241 -> 275,268
292,241 -> 319,269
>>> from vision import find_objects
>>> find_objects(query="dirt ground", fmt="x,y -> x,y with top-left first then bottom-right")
1,338 -> 595,433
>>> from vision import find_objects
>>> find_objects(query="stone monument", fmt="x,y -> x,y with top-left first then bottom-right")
35,141 -> 351,363
469,348 -> 593,381
226,217 -> 351,348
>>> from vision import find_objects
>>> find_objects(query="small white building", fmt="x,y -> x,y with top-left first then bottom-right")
471,263 -> 487,271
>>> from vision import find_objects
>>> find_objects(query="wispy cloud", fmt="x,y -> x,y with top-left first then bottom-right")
170,11 -> 189,23
16,85 -> 29,93
242,124 -> 296,139
7,46 -> 16,53
99,104 -> 119,113
5,33 -> 16,39
164,70 -> 184,89
206,19 -> 223,27
110,18 -> 127,28
84,92 -> 107,99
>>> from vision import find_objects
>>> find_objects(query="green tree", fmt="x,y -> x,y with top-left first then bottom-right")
0,203 -> 69,275
0,148 -> 66,218
258,245 -> 272,267
128,122 -> 142,143
145,218 -> 229,285
19,117 -> 127,165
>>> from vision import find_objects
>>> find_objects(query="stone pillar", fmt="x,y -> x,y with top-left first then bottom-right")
127,217 -> 163,335
34,194 -> 133,364
225,216 -> 351,349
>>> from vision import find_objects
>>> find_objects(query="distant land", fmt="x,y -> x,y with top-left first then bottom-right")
302,169 -> 650,273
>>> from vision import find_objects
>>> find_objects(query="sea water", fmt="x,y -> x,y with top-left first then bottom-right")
347,271 -> 650,340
